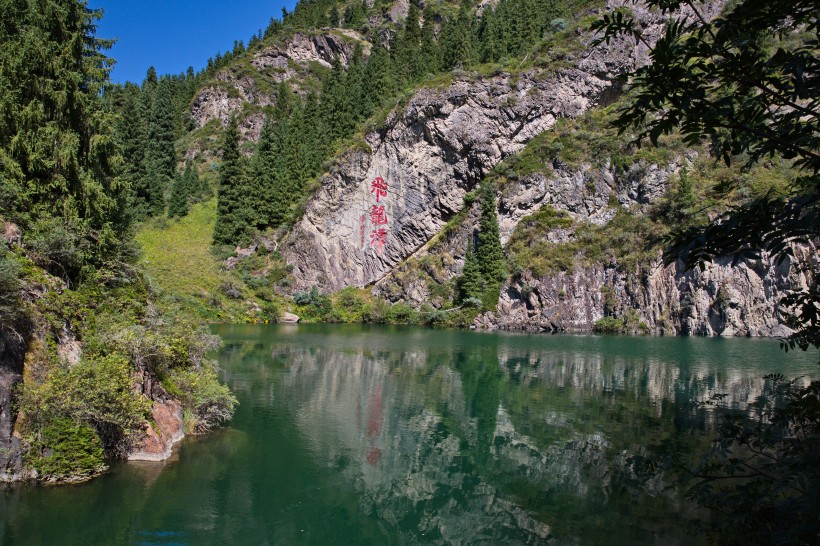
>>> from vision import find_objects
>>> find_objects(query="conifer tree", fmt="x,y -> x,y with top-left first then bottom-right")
249,83 -> 292,228
329,3 -> 340,26
213,118 -> 249,245
320,59 -> 356,143
442,2 -> 476,69
477,185 -> 505,282
457,237 -> 484,303
419,7 -> 442,75
393,1 -> 421,85
0,0 -> 126,237
362,44 -> 395,112
144,78 -> 177,215
117,84 -> 149,220
477,185 -> 506,306
167,171 -> 190,218
168,162 -> 201,218
300,91 -> 324,175
284,99 -> 310,198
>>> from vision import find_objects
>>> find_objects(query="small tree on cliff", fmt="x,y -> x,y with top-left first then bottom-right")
457,237 -> 484,303
476,185 -> 506,307
213,117 -> 249,246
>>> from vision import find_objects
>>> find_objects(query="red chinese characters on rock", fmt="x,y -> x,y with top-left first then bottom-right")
370,177 -> 387,203
370,228 -> 387,253
364,176 -> 389,254
359,214 -> 366,247
370,205 -> 388,226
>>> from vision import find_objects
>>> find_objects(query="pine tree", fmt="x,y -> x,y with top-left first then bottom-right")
328,3 -> 340,26
419,6 -> 442,75
457,237 -> 484,303
249,83 -> 292,228
477,185 -> 505,282
117,84 -> 148,220
362,44 -> 395,112
144,78 -> 177,215
393,1 -> 421,85
213,118 -> 249,245
320,59 -> 356,143
300,91 -> 324,176
167,171 -> 190,218
477,185 -> 506,307
168,162 -> 201,218
0,0 -> 126,236
442,3 -> 476,69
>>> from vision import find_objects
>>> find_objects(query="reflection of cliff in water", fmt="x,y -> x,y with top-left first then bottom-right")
271,337 -> 778,544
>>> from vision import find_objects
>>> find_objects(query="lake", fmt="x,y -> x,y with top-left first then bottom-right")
2,324 -> 816,545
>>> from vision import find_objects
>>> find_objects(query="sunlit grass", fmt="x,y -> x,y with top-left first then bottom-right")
135,199 -> 246,321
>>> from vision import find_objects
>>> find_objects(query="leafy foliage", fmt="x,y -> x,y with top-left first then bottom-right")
20,355 -> 151,471
594,2 -> 819,541
592,0 -> 820,175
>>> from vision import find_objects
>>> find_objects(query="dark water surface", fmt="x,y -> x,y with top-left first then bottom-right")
2,324 -> 816,545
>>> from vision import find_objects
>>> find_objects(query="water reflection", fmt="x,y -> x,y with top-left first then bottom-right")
223,327 -> 811,544
2,326 -> 814,545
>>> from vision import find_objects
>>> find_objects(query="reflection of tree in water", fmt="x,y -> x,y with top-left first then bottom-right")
452,343 -> 502,468
225,328 -> 796,544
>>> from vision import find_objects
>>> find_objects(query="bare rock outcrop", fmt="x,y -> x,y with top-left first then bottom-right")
190,30 -> 370,139
282,0 -> 717,292
493,248 -> 814,336
128,376 -> 186,462
128,398 -> 186,462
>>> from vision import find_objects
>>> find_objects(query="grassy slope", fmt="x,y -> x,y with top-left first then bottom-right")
136,200 -> 246,321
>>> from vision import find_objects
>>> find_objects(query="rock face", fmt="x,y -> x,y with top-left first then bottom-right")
282,0 -> 724,292
276,0 -> 811,338
376,148 -> 814,336
128,398 -> 186,462
493,250 -> 813,336
0,294 -> 31,481
189,30 -> 370,144
128,377 -> 186,462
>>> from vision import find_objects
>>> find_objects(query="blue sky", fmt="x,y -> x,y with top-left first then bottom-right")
95,0 -> 299,84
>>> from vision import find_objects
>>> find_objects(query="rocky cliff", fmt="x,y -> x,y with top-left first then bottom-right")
375,151 -> 815,336
282,0 -> 691,290
273,0 -> 814,338
189,30 -> 370,146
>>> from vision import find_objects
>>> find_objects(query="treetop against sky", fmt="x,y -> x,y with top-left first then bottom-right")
95,0 -> 298,84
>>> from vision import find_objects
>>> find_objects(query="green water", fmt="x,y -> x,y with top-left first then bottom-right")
2,325 -> 816,545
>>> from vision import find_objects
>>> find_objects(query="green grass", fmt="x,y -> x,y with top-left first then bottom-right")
137,200 -> 224,298
136,200 -> 251,321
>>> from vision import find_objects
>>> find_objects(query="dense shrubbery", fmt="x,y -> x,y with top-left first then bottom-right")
19,363 -> 138,480
12,268 -> 238,480
592,310 -> 648,335
291,285 -> 480,328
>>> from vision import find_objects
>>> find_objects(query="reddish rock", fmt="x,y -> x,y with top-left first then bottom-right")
128,399 -> 185,462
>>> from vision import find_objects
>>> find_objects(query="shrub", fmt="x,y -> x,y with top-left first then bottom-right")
20,355 -> 151,472
593,316 -> 624,334
164,366 -> 237,433
0,250 -> 21,322
27,418 -> 106,481
386,302 -> 419,324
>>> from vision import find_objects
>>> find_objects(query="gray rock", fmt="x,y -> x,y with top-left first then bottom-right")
189,30 -> 370,143
282,0 -> 687,291
281,312 -> 301,323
